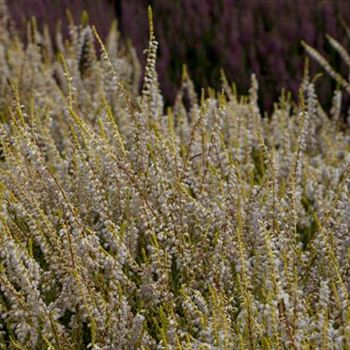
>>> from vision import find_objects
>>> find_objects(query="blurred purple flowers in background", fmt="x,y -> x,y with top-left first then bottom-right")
8,0 -> 116,39
8,0 -> 350,111
119,0 -> 350,110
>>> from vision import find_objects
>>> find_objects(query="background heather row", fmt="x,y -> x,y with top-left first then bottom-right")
7,0 -> 350,111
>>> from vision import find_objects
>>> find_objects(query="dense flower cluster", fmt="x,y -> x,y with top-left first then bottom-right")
0,4 -> 350,349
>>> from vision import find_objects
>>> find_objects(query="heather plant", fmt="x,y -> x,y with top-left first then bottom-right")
1,3 -> 350,350
303,31 -> 350,122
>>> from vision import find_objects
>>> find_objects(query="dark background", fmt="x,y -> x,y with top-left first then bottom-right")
7,0 -> 350,112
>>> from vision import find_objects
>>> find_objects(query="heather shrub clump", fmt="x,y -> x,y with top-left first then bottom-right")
1,5 -> 350,350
